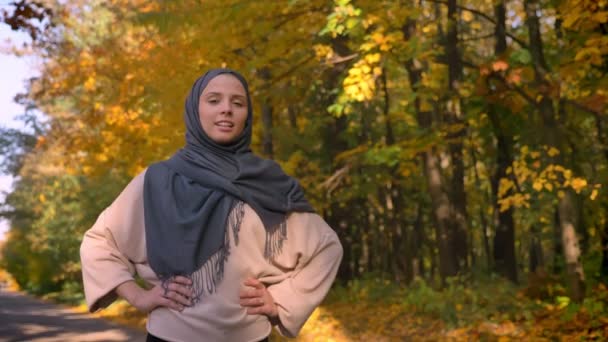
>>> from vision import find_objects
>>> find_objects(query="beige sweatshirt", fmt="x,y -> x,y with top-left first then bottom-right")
80,170 -> 343,342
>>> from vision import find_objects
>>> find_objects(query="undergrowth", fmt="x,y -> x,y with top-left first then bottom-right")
4,267 -> 608,340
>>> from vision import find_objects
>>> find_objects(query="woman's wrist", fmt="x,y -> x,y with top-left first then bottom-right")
115,280 -> 145,307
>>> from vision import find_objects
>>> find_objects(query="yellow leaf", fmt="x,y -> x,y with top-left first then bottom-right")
575,46 -> 603,65
498,199 -> 510,212
365,53 -> 381,64
84,76 -> 96,91
313,44 -> 334,61
544,183 -> 553,191
371,32 -> 385,44
590,189 -> 598,200
533,180 -> 543,191
461,11 -> 474,22
591,12 -> 608,24
498,178 -> 513,197
547,147 -> 560,157
349,67 -> 362,76
571,177 -> 588,193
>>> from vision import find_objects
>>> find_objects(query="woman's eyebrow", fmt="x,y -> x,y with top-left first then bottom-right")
204,92 -> 246,99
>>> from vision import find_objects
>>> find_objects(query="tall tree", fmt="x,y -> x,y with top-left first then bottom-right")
444,0 -> 469,273
524,0 -> 585,301
402,7 -> 459,281
489,0 -> 518,283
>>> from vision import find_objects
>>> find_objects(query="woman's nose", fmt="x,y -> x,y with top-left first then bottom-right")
220,100 -> 233,114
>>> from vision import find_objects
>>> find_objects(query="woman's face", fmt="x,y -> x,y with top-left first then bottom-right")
198,74 -> 249,145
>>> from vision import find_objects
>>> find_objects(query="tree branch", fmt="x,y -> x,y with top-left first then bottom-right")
422,0 -> 529,49
270,54 -> 316,85
461,59 -> 605,119
564,99 -> 604,118
273,6 -> 325,30
327,53 -> 359,65
460,59 -> 539,110
460,32 -> 494,42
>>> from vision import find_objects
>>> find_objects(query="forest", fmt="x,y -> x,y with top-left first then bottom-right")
1,0 -> 607,339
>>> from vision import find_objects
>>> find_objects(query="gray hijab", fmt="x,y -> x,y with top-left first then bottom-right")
143,68 -> 314,303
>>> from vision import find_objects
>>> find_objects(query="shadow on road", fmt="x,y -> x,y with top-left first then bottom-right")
0,289 -> 146,342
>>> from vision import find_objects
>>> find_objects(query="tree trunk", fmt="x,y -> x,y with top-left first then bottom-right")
489,120 -> 517,282
486,0 -> 518,283
558,191 -> 585,302
381,69 -> 410,283
318,38 -> 353,283
288,104 -> 297,130
470,143 -> 492,270
552,208 -> 564,273
412,204 -> 425,280
445,0 -> 468,272
333,208 -> 353,283
261,102 -> 274,158
601,203 -> 608,281
424,149 -> 459,280
593,104 -> 608,280
402,16 -> 458,282
525,0 -> 585,301
258,67 -> 274,158
529,225 -> 545,273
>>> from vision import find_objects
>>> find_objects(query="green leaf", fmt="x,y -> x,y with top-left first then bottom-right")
510,49 -> 532,64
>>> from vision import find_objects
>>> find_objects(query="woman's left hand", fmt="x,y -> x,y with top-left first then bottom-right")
239,277 -> 278,318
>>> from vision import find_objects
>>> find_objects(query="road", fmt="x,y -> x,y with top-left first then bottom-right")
0,289 -> 146,342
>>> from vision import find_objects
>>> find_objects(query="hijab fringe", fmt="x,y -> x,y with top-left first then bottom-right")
162,201 -> 289,304
264,219 -> 288,259
160,201 -> 244,303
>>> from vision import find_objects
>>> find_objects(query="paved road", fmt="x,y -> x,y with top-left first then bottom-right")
0,289 -> 146,342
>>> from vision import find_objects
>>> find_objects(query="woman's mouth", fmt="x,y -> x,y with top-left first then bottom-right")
215,121 -> 234,131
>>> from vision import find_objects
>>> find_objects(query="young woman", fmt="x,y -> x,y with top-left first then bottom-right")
80,69 -> 343,342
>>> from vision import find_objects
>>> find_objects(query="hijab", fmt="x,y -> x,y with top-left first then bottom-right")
143,68 -> 314,302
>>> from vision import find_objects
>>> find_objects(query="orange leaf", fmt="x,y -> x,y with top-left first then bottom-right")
492,60 -> 509,72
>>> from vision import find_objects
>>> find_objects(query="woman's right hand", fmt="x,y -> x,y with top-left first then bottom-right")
116,276 -> 194,313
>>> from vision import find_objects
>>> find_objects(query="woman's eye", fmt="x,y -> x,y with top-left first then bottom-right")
233,102 -> 243,107
208,98 -> 218,104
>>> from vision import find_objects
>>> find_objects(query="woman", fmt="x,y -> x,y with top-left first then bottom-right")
80,68 -> 343,342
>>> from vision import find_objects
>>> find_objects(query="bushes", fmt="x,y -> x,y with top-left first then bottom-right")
402,276 -> 541,327
328,274 -> 537,327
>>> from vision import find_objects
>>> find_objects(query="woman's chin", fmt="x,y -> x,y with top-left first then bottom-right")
211,134 -> 237,145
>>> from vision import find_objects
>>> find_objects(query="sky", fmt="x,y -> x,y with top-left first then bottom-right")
0,19 -> 38,241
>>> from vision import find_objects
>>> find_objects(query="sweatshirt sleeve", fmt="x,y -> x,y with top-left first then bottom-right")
79,170 -> 147,312
266,213 -> 343,338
